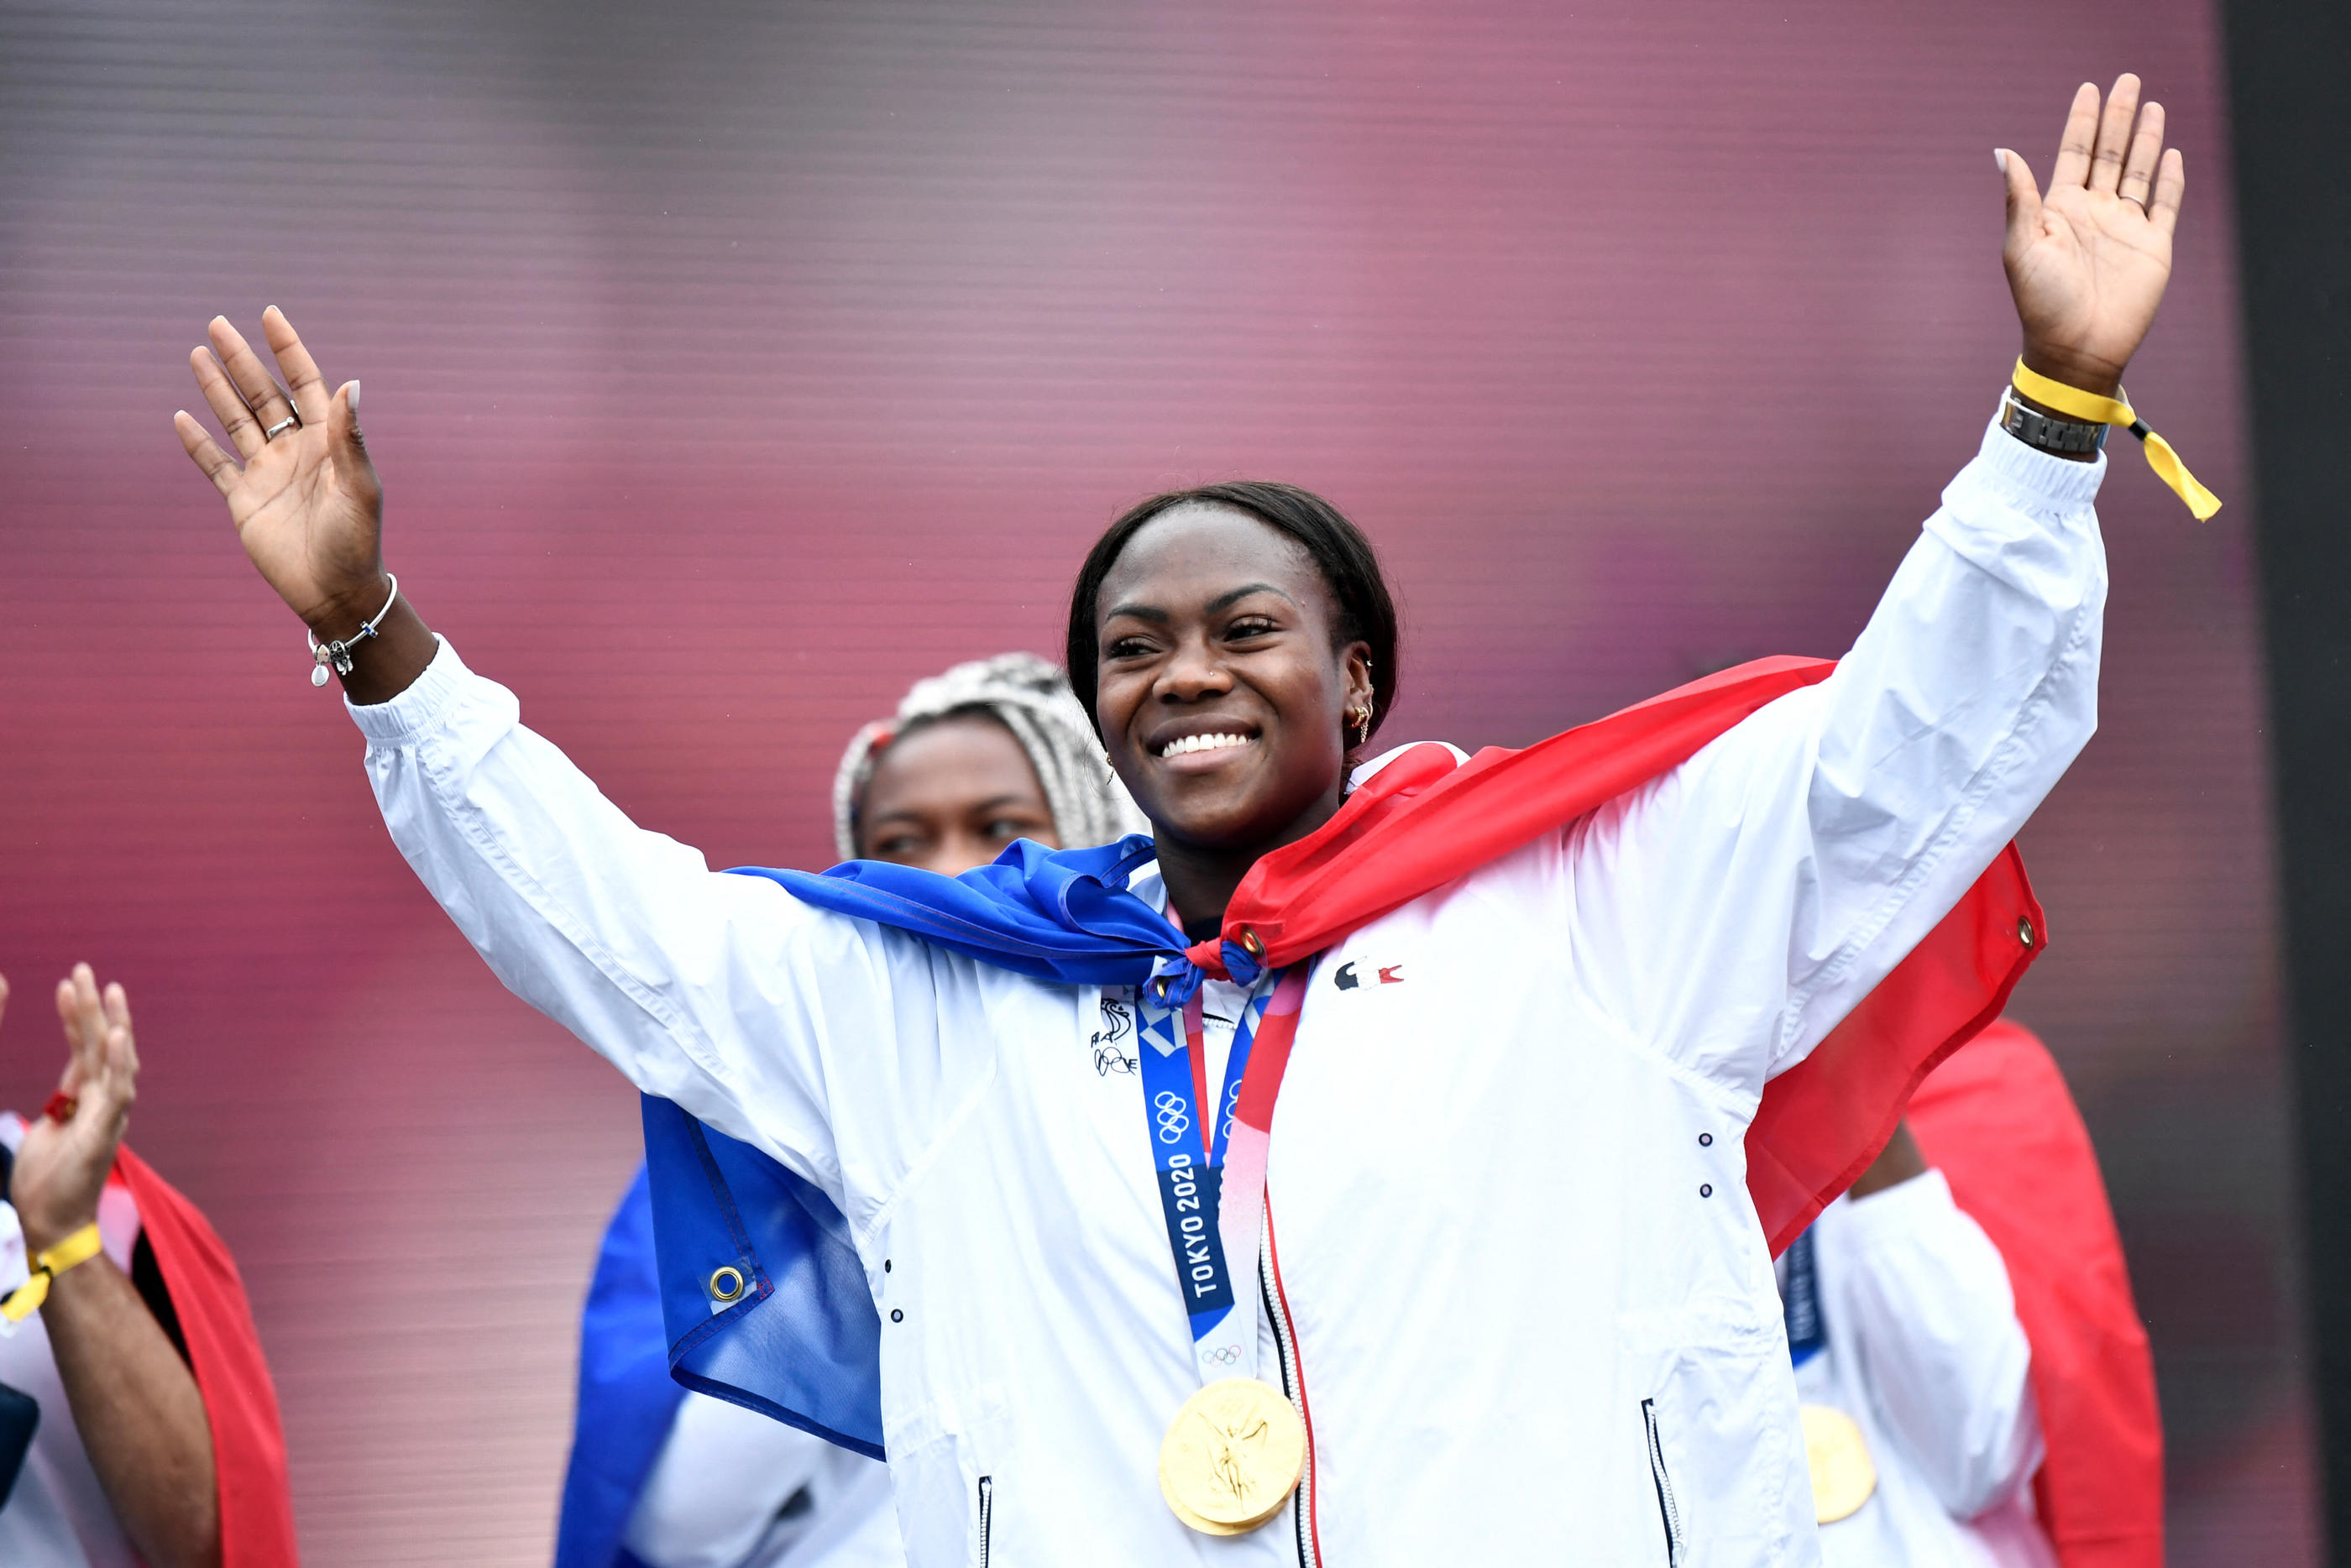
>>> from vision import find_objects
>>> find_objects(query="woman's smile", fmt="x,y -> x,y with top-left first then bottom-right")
1155,728 -> 1260,764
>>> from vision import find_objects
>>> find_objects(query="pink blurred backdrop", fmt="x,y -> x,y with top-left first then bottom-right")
0,0 -> 2298,1561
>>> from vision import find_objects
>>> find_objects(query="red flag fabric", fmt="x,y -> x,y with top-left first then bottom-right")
113,1144 -> 301,1568
1907,1020 -> 2164,1568
1202,655 -> 2045,1253
1744,840 -> 2045,1252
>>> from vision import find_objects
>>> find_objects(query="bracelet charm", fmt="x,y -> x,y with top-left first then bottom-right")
308,572 -> 399,687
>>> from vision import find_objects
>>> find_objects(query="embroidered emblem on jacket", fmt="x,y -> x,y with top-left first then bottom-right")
1333,960 -> 1404,990
1093,996 -> 1137,1076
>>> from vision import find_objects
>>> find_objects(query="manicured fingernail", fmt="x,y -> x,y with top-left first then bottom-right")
1993,149 -> 2006,173
348,379 -> 361,410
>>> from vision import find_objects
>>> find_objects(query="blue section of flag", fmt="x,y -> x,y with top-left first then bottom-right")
636,836 -> 1279,1456
641,1096 -> 887,1458
553,1166 -> 689,1568
726,834 -> 1267,1004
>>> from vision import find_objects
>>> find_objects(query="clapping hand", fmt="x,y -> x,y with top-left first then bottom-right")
3,967 -> 139,1254
2000,74 -> 2186,398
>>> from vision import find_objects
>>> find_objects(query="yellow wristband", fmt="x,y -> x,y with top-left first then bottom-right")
2010,358 -> 2222,521
1,1222 -> 106,1323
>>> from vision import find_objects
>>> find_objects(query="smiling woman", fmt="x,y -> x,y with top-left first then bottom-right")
1066,482 -> 1395,940
177,75 -> 2186,1568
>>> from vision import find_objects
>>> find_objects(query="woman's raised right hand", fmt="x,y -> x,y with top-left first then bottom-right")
175,309 -> 434,702
174,307 -> 386,635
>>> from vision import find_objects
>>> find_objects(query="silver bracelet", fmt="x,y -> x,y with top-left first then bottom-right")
308,573 -> 399,687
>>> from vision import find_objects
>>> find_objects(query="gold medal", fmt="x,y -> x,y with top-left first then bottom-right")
1158,1377 -> 1307,1534
1800,1404 -> 1877,1524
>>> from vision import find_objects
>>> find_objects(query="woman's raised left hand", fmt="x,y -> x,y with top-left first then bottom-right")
2000,74 -> 2186,398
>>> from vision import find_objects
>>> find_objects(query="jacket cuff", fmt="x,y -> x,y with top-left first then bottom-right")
1961,414 -> 2108,513
345,635 -> 471,747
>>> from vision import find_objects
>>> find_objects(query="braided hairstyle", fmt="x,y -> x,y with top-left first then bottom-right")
834,651 -> 1147,862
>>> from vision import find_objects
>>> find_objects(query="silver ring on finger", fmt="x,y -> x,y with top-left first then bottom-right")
264,412 -> 301,440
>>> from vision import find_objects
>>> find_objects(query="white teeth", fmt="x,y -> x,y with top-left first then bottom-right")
1160,732 -> 1252,760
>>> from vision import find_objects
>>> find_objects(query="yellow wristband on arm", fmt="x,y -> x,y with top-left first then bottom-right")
1,1223 -> 106,1322
2011,358 -> 2222,520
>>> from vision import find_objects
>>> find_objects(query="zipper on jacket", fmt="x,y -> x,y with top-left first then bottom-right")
1642,1399 -> 1685,1567
1262,1252 -> 1317,1568
977,1475 -> 992,1568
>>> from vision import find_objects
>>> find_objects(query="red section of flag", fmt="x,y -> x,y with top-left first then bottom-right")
1746,842 -> 2043,1251
1909,1020 -> 2165,1568
114,1145 -> 301,1567
1194,654 -> 2044,1255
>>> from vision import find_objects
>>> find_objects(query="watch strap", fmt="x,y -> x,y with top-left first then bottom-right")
1999,386 -> 2108,456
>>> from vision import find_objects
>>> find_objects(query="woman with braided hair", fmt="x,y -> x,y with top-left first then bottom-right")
556,653 -> 1139,1568
830,652 -> 1147,875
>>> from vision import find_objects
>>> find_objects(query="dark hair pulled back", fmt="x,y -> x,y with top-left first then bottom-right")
1063,480 -> 1400,746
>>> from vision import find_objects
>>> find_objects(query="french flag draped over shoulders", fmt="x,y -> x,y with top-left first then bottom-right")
113,1145 -> 301,1568
641,654 -> 2067,1502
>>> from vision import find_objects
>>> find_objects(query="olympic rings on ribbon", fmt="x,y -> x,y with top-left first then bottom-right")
1153,1089 -> 1191,1143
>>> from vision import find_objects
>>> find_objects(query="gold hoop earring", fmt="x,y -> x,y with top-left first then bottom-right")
1349,707 -> 1372,748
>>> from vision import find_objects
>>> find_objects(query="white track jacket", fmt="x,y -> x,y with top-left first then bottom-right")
353,422 -> 2106,1568
1798,1175 -> 2054,1568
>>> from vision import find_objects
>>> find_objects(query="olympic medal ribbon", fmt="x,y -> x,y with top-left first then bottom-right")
1782,1227 -> 1825,1367
1213,970 -> 1306,1296
1135,966 -> 1296,1384
1778,1225 -> 1877,1526
1136,964 -> 1313,1535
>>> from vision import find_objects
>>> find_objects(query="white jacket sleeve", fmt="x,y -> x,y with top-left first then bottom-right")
350,638 -> 922,1202
1566,420 -> 2107,1093
1826,1171 -> 2043,1518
